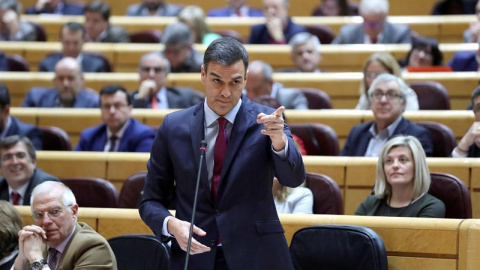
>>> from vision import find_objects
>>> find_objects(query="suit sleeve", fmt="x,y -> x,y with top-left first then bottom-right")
339,128 -> 356,156
415,126 -> 434,157
273,126 -> 306,188
27,127 -> 43,150
291,91 -> 309,110
74,133 -> 86,151
397,26 -> 412,44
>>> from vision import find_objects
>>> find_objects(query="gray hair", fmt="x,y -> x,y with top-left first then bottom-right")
161,22 -> 192,46
367,73 -> 408,103
374,135 -> 430,200
139,52 -> 171,73
359,0 -> 389,15
249,60 -> 274,82
30,181 -> 77,208
0,0 -> 20,13
288,32 -> 321,52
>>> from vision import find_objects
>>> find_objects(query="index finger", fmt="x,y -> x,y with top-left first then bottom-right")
272,106 -> 285,117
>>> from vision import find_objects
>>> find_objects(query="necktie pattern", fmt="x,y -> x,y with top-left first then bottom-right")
48,248 -> 59,270
211,117 -> 228,200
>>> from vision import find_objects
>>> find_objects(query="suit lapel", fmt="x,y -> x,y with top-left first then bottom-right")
189,104 -> 209,197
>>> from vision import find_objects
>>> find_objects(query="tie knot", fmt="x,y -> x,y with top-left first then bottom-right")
217,117 -> 228,130
48,248 -> 58,255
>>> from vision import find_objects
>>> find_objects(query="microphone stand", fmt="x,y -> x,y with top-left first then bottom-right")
184,140 -> 207,270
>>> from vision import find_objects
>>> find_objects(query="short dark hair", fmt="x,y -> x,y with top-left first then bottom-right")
203,37 -> 249,75
0,0 -> 20,13
84,0 -> 111,21
406,36 -> 443,66
0,136 -> 36,162
0,83 -> 11,109
99,84 -> 132,105
60,22 -> 87,39
471,85 -> 480,104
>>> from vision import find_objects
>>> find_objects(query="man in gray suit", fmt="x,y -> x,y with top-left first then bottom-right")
0,0 -> 37,41
126,0 -> 181,16
131,52 -> 203,109
245,60 -> 309,109
332,0 -> 411,44
84,1 -> 129,43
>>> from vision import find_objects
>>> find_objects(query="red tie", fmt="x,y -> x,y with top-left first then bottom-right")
235,9 -> 242,17
212,117 -> 228,200
11,192 -> 20,205
151,95 -> 158,109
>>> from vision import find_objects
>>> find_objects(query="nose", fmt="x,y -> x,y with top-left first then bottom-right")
220,86 -> 232,97
418,51 -> 426,59
148,68 -> 156,77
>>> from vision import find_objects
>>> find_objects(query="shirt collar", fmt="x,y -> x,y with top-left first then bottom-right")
106,118 -> 130,140
49,224 -> 76,251
204,98 -> 242,128
369,115 -> 403,137
8,180 -> 31,203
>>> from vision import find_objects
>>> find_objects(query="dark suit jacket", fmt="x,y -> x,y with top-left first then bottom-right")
139,95 -> 305,270
38,53 -> 109,73
22,87 -> 99,108
340,118 -> 433,157
332,21 -> 411,44
131,87 -> 203,109
98,25 -> 130,43
74,118 -> 155,152
248,18 -> 307,44
7,117 -> 43,150
0,52 -> 7,71
25,2 -> 84,15
207,7 -> 264,17
448,51 -> 477,72
466,144 -> 480,157
0,168 -> 59,205
126,3 -> 181,16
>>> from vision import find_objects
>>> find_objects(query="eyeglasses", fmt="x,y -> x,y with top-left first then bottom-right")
370,91 -> 401,101
1,152 -> 28,163
31,206 -> 70,221
101,103 -> 129,111
139,66 -> 164,73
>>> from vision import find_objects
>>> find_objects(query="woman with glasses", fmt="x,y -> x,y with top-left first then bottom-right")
402,36 -> 444,68
355,52 -> 419,110
355,135 -> 445,217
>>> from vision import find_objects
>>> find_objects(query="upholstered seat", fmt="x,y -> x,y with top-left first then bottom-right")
409,81 -> 450,110
305,25 -> 336,44
298,88 -> 333,109
305,172 -> 343,214
5,54 -> 30,71
417,121 -> 456,157
289,123 -> 339,155
129,30 -> 162,43
38,126 -> 72,151
61,177 -> 119,208
428,172 -> 472,218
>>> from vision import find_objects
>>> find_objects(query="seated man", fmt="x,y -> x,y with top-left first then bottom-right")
279,32 -> 322,72
340,73 -> 433,157
332,0 -> 411,44
453,86 -> 480,157
84,1 -> 130,43
38,22 -> 110,72
126,0 -> 182,16
246,60 -> 309,109
22,57 -> 100,108
25,0 -> 84,15
0,0 -> 37,41
449,40 -> 479,71
248,0 -> 306,44
208,0 -> 264,17
13,181 -> 117,270
0,135 -> 59,206
131,52 -> 203,109
0,83 -> 42,149
161,22 -> 203,73
75,84 -> 155,152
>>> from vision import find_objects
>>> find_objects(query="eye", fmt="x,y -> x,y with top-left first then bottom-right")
384,159 -> 392,164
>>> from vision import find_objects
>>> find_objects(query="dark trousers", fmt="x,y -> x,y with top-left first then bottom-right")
213,246 -> 229,270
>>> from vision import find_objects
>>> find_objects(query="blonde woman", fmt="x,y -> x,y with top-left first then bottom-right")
178,5 -> 221,45
0,201 -> 23,270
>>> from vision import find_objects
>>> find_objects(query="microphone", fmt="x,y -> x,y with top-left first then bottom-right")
184,140 -> 207,270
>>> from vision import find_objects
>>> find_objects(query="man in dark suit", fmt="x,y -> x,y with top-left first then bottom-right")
0,136 -> 58,206
341,74 -> 433,157
140,37 -> 305,270
246,60 -> 309,109
208,0 -> 264,17
84,1 -> 130,43
131,52 -> 203,109
75,84 -> 155,152
25,0 -> 84,15
332,0 -> 411,44
13,181 -> 116,270
126,0 -> 181,16
452,86 -> 480,157
38,22 -> 110,72
23,57 -> 99,108
248,0 -> 306,44
0,0 -> 38,41
449,50 -> 478,72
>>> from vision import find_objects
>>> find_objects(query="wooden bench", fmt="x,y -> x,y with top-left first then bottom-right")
15,206 -> 480,270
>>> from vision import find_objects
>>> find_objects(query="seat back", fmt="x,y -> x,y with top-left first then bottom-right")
129,30 -> 162,43
5,54 -> 30,71
428,172 -> 472,218
61,177 -> 118,207
252,95 -> 281,109
409,81 -> 450,110
298,88 -> 332,109
417,121 -> 456,157
108,234 -> 169,270
305,172 -> 343,214
38,126 -> 72,151
118,171 -> 146,208
29,21 -> 47,41
305,25 -> 336,44
289,123 -> 339,155
290,225 -> 388,270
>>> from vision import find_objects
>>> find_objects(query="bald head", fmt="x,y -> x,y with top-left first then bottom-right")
53,57 -> 84,106
245,60 -> 274,100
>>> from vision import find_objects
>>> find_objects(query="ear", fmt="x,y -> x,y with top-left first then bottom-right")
200,65 -> 206,84
71,204 -> 79,220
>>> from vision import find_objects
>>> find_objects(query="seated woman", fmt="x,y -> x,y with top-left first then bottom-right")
0,201 -> 23,270
401,36 -> 445,70
355,135 -> 445,217
355,52 -> 419,110
273,177 -> 313,214
177,5 -> 221,45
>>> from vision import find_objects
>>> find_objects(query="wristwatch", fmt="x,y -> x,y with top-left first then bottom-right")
30,259 -> 47,270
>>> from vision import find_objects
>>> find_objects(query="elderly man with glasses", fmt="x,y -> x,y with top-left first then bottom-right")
12,181 -> 116,270
340,74 -> 433,157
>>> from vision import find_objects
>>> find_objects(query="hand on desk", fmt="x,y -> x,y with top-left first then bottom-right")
167,217 -> 211,255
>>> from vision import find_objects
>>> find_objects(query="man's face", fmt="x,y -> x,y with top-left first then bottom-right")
53,62 -> 83,105
31,190 -> 77,247
0,142 -> 36,189
202,60 -> 247,116
263,0 -> 288,22
143,0 -> 163,11
245,66 -> 272,99
138,56 -> 168,90
370,80 -> 405,126
100,91 -> 132,133
60,28 -> 84,58
84,11 -> 108,40
228,0 -> 247,10
292,40 -> 321,72
362,13 -> 386,41
164,44 -> 190,69
43,0 -> 61,10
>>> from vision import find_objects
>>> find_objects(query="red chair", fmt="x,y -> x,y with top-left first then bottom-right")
289,123 -> 339,156
129,30 -> 162,43
29,21 -> 47,41
61,177 -> 119,208
305,25 -> 336,44
417,121 -> 456,157
118,171 -> 146,208
305,172 -> 343,214
38,126 -> 72,151
409,81 -> 450,110
298,88 -> 332,109
5,54 -> 30,71
428,172 -> 472,218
